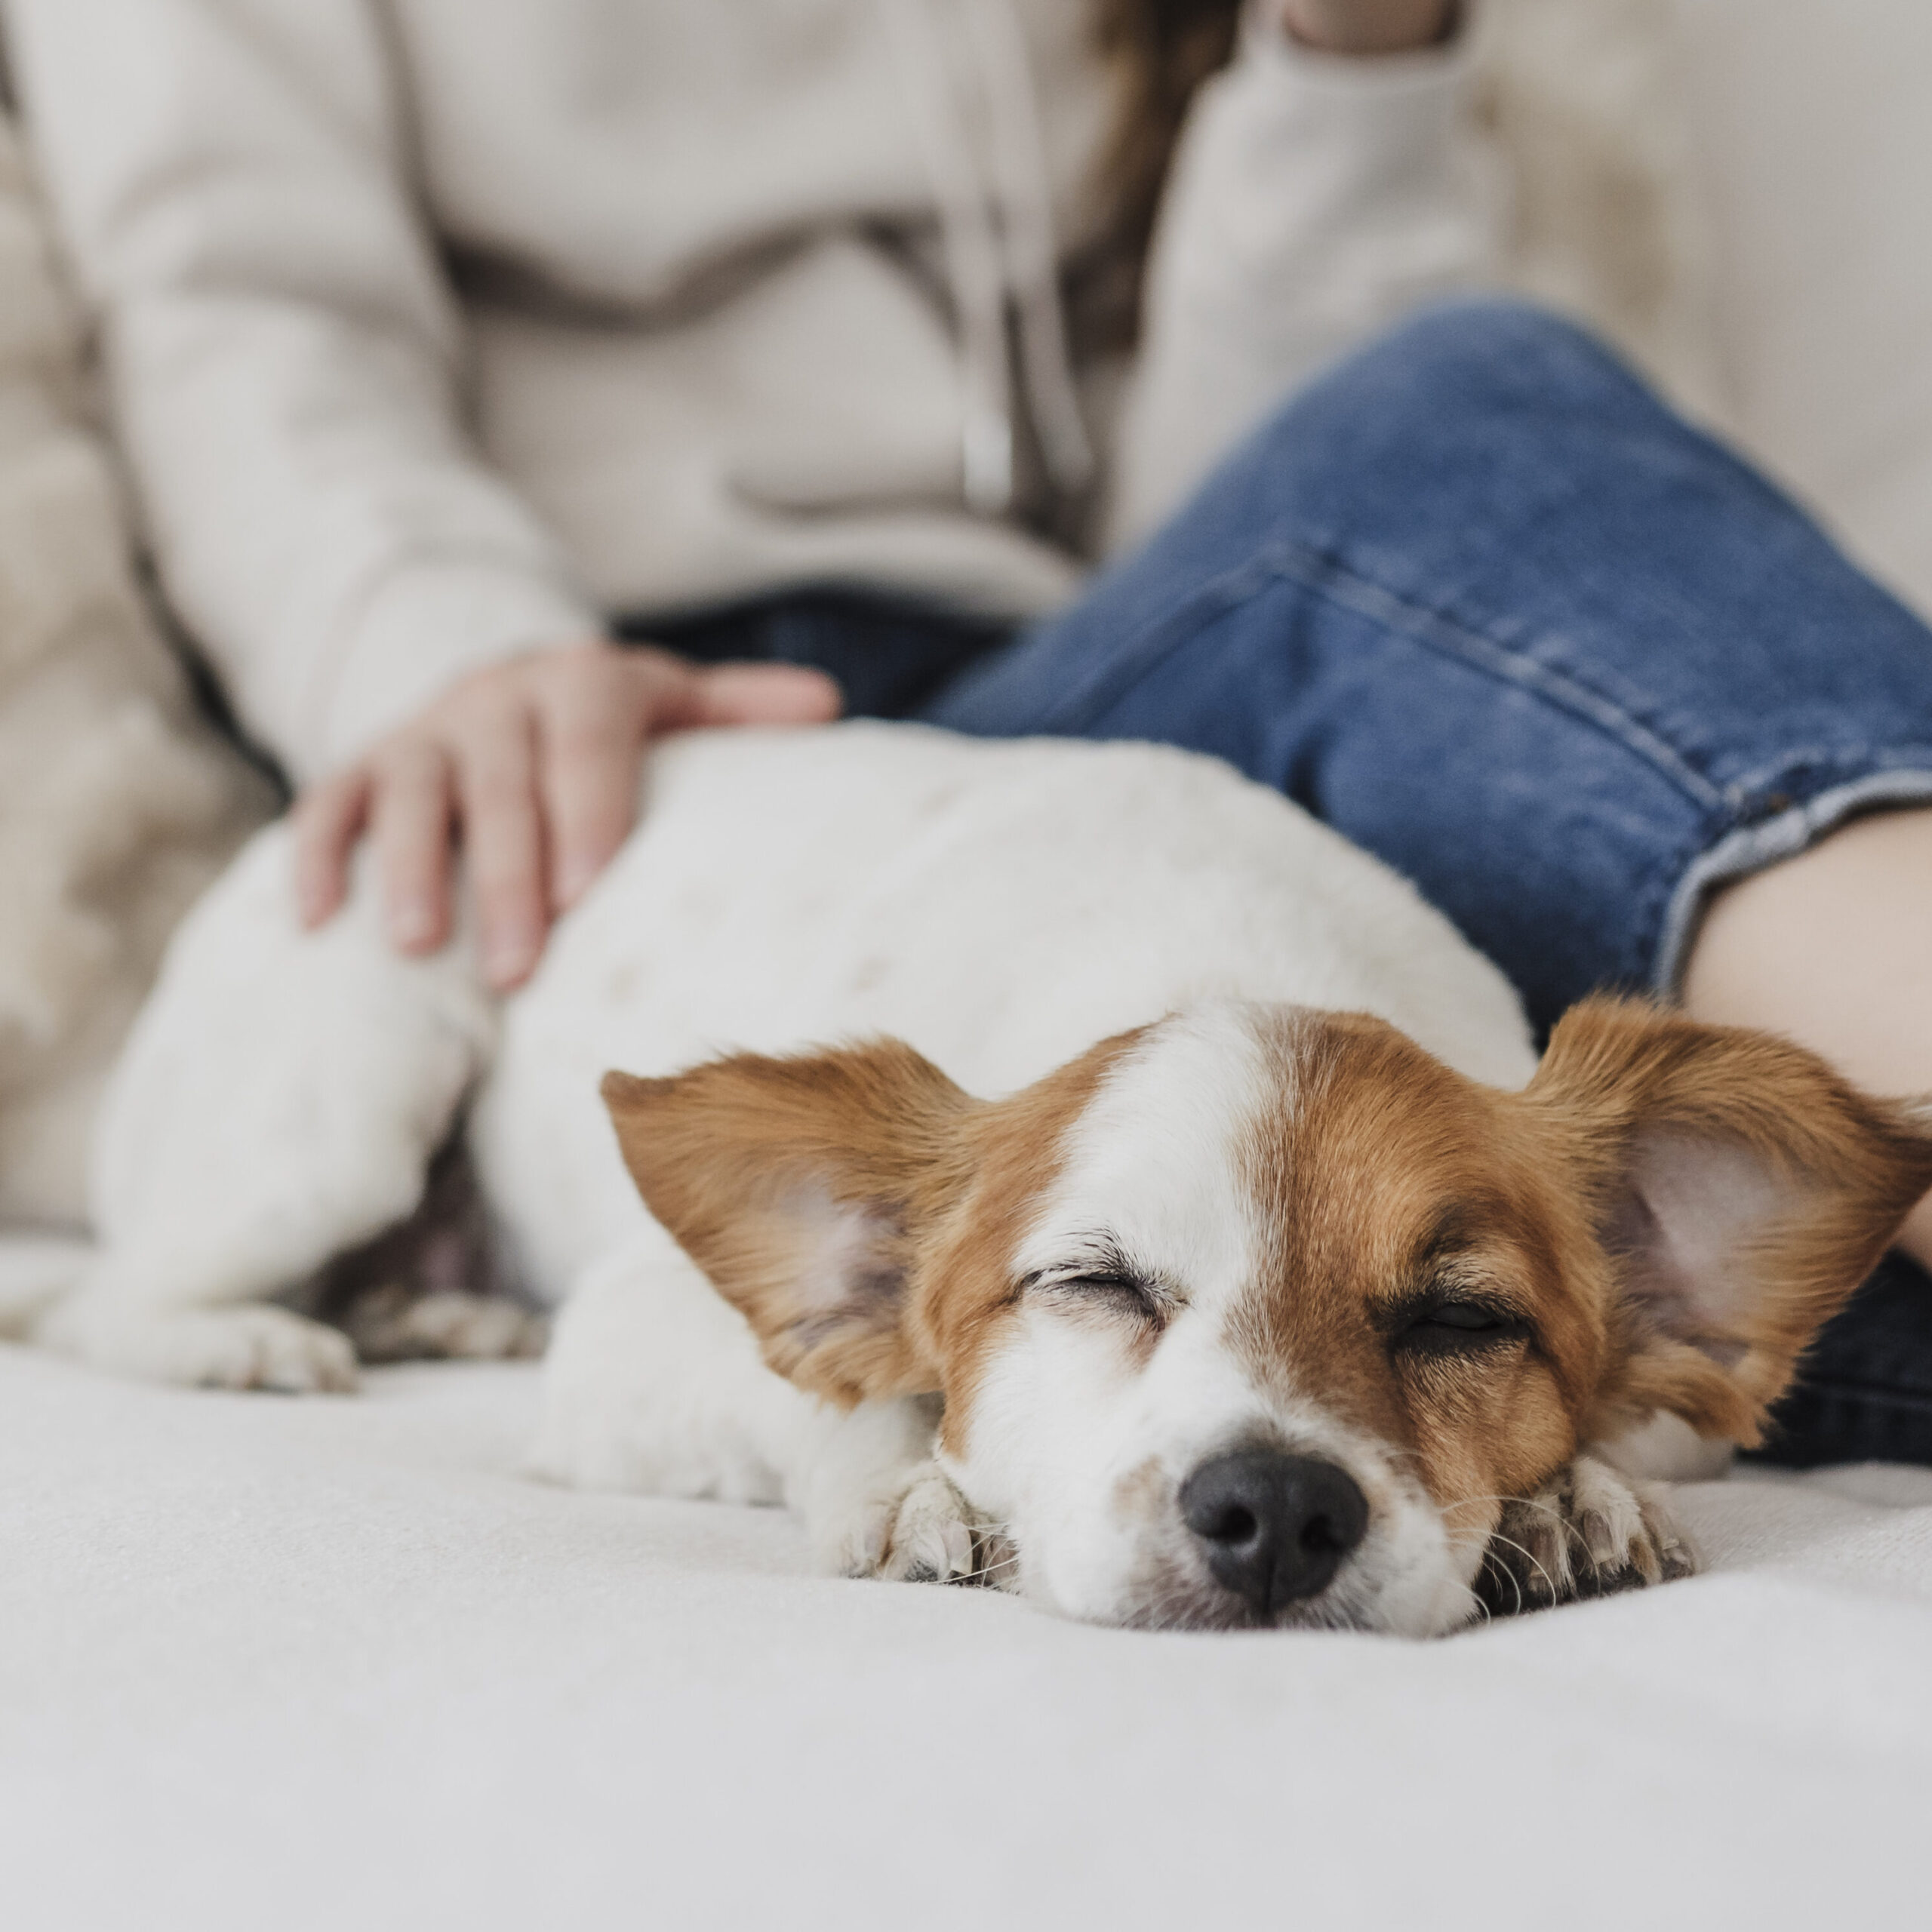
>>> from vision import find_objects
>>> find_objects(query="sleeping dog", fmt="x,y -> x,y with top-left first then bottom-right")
38,723 -> 1932,1632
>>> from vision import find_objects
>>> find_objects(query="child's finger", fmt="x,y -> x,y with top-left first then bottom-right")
291,768 -> 371,929
454,710 -> 546,990
370,743 -> 455,955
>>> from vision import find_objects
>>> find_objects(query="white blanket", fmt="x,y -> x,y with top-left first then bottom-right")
4,1340 -> 1927,1930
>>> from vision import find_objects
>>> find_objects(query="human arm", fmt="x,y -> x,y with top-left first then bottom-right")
1,0 -> 607,786
5,0 -> 838,987
1107,0 -> 1493,544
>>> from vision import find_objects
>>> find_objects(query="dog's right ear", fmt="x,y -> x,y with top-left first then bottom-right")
1528,998 -> 1932,1444
600,1043 -> 975,1407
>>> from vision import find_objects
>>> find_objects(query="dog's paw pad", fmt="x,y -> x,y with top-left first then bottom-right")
838,1465 -> 980,1586
1478,1454 -> 1694,1615
1568,1454 -> 1694,1590
45,1302 -> 359,1394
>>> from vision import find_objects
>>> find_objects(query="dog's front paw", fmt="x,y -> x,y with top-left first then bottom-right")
1475,1454 -> 1694,1617
38,1299 -> 359,1394
829,1463 -> 982,1585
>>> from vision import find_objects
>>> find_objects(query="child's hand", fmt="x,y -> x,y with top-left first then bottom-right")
1277,2 -> 1458,55
292,641 -> 841,991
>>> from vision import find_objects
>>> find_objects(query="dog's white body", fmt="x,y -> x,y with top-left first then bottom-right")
50,722 -> 1543,1615
494,726 -> 1537,1281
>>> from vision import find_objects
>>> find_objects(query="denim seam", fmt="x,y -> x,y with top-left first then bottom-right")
1623,820 -> 1716,1004
1258,543 -> 1730,812
1017,549 -> 1301,737
1038,536 -> 1734,815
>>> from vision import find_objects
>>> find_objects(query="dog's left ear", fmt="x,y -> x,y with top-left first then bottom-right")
601,1041 -> 974,1407
1527,998 -> 1932,1444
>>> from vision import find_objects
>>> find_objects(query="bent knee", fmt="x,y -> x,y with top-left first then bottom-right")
1272,297 -> 1654,455
1364,295 -> 1635,397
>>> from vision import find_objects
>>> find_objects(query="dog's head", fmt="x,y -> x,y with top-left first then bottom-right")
601,998 -> 1932,1633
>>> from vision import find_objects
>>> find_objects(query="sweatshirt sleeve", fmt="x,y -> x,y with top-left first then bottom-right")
1106,1 -> 1500,549
3,0 -> 603,783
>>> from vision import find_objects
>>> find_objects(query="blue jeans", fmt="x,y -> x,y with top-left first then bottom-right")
637,298 -> 1932,1466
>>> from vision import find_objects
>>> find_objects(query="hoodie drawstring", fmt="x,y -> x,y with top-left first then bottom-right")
965,0 -> 1095,497
880,0 -> 1094,516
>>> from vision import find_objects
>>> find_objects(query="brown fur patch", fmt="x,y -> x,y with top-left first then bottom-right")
1072,1 -> 1242,356
1227,997 -> 1932,1538
1524,998 -> 1932,1444
601,1029 -> 1141,1416
1233,1011 -> 1586,1518
601,1043 -> 974,1404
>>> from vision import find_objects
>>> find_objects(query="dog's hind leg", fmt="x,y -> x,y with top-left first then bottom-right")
35,824 -> 495,1390
306,1135 -> 548,1364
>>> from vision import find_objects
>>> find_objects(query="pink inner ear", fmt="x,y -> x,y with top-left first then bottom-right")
1604,1129 -> 1793,1365
778,1185 -> 909,1340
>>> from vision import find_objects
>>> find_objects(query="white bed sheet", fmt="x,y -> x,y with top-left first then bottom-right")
3,1341 -> 1928,1932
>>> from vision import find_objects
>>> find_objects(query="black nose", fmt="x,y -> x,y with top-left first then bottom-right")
1180,1450 -> 1369,1619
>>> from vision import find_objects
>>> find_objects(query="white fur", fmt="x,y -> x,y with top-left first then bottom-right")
51,721 -> 1537,1620
39,829 -> 494,1386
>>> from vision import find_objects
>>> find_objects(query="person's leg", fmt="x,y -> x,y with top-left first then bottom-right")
926,296 -> 1932,1463
1684,809 -> 1932,1263
1681,808 -> 1932,1465
934,297 -> 1932,1030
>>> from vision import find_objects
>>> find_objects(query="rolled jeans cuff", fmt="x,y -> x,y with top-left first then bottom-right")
1655,762 -> 1932,1000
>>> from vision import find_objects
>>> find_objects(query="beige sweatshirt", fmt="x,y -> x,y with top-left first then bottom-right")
4,0 -> 1492,781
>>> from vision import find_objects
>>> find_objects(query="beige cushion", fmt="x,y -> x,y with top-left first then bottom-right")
1676,0 -> 1932,617
0,117 -> 269,1227
1486,0 -> 1727,420
1489,0 -> 1932,617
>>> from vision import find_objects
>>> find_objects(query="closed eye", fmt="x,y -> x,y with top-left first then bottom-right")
1389,1297 -> 1529,1358
1021,1263 -> 1172,1327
